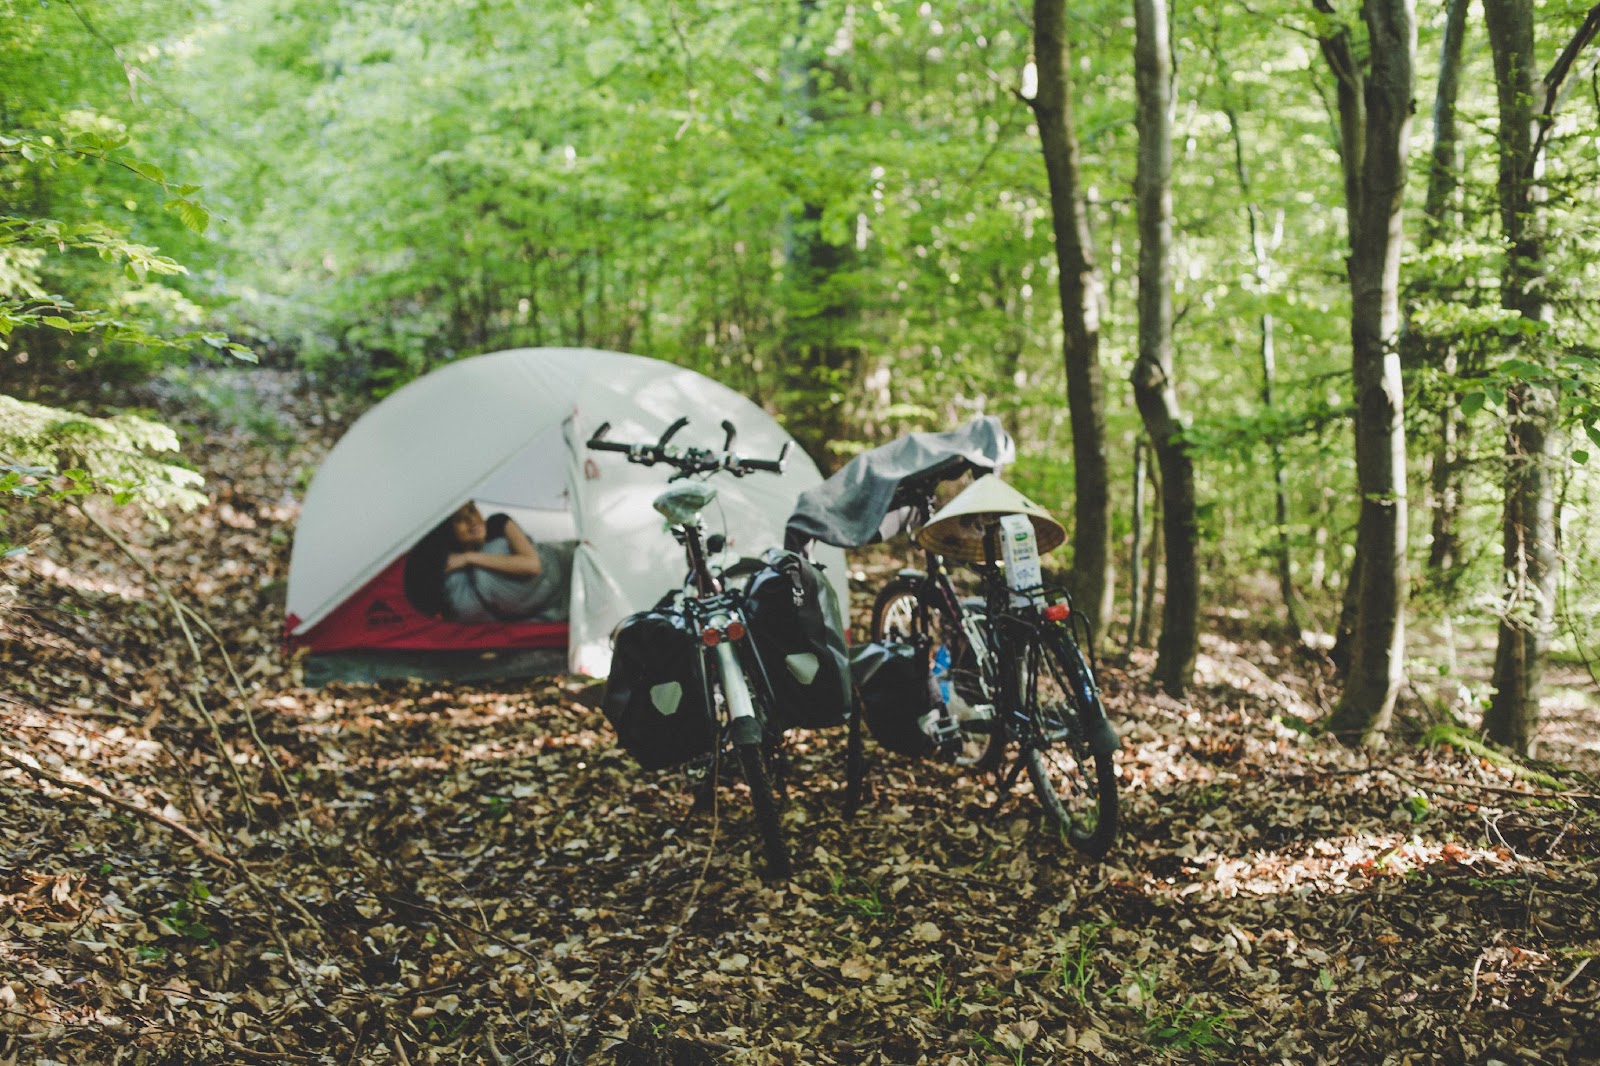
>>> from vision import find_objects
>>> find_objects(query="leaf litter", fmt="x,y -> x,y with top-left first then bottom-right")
1,371 -> 1597,1065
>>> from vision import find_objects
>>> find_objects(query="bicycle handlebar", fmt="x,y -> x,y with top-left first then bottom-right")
586,419 -> 790,479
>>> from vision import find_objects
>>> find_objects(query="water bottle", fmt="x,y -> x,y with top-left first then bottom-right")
932,644 -> 953,705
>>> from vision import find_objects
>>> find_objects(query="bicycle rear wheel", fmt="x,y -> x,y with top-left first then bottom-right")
870,577 -> 1001,770
1017,634 -> 1119,859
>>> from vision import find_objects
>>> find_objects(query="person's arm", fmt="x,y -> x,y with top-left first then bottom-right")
446,520 -> 543,578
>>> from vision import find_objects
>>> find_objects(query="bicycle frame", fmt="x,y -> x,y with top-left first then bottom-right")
972,525 -> 1120,763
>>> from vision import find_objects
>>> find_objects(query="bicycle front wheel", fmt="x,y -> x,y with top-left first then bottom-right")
1018,635 -> 1119,859
735,740 -> 791,879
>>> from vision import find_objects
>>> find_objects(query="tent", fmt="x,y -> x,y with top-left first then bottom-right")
285,348 -> 847,684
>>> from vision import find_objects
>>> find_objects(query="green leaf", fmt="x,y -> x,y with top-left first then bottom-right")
1586,423 -> 1600,448
167,198 -> 210,234
126,159 -> 167,184
1458,392 -> 1485,417
1573,450 -> 1590,466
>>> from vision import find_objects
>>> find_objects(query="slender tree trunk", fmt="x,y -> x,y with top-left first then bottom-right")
1319,0 -> 1415,745
1478,0 -> 1600,754
1127,440 -> 1148,658
1424,0 -> 1470,583
1262,311 -> 1306,637
1210,21 -> 1302,640
1130,0 -> 1197,695
1140,466 -> 1163,650
1030,0 -> 1114,646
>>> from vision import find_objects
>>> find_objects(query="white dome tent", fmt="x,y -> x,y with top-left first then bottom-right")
285,348 -> 845,684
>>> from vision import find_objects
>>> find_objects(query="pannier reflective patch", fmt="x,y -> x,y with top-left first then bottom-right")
785,652 -> 820,685
650,681 -> 683,716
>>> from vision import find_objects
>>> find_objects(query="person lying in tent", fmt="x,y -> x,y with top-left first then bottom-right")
405,502 -> 575,623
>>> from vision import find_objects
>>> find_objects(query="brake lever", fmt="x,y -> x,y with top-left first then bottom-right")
657,417 -> 690,449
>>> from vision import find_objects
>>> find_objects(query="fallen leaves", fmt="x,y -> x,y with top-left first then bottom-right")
0,371 -> 1597,1064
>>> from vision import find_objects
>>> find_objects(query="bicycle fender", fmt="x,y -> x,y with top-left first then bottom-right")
1082,706 -> 1120,756
730,716 -> 764,746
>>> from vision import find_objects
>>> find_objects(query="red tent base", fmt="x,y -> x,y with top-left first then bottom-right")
289,557 -> 568,655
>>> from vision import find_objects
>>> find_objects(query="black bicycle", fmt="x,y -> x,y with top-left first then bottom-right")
870,475 -> 1120,858
588,417 -> 793,879
784,419 -> 1119,859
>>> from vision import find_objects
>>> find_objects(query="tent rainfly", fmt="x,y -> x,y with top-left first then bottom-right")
285,348 -> 846,683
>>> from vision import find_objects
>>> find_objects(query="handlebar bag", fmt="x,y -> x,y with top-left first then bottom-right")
601,610 -> 717,770
849,640 -> 937,758
743,549 -> 852,729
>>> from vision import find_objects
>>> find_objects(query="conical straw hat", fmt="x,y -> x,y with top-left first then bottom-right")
916,474 -> 1066,562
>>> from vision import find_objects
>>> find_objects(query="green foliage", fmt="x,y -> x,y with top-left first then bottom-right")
0,394 -> 206,552
0,0 -> 253,400
1052,922 -> 1105,1005
159,879 -> 217,945
1420,724 -> 1566,790
826,870 -> 888,920
1145,995 -> 1237,1055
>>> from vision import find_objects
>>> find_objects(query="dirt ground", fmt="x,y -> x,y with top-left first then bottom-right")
1,371 -> 1596,1064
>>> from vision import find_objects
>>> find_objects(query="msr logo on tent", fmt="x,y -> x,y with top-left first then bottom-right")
365,600 -> 404,628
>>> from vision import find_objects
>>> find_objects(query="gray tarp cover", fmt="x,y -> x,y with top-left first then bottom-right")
784,416 -> 1015,550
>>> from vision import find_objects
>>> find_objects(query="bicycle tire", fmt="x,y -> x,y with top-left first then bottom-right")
736,740 -> 791,879
869,575 -> 924,644
844,691 -> 868,816
1018,634 -> 1119,859
870,577 -> 1002,770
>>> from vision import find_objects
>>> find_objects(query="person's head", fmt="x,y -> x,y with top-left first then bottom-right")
448,501 -> 487,550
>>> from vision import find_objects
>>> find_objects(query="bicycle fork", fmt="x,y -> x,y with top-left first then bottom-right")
713,641 -> 763,746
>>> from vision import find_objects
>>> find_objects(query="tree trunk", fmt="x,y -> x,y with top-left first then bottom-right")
1127,440 -> 1148,658
1130,0 -> 1198,695
1424,0 -> 1470,584
1481,0 -> 1556,754
1140,456 -> 1163,650
781,0 -> 862,472
1030,0 -> 1114,646
1319,0 -> 1415,745
1211,24 -> 1302,640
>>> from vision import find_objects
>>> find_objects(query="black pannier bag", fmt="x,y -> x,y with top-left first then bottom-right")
601,610 -> 716,770
849,640 -> 937,758
743,548 -> 852,729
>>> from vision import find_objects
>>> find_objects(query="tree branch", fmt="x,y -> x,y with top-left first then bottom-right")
1531,1 -> 1600,165
1,753 -> 236,867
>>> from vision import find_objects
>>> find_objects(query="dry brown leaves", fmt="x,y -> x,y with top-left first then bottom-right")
1,371 -> 1597,1065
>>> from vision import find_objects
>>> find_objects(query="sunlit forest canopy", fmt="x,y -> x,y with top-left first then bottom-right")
5,0 -> 1600,731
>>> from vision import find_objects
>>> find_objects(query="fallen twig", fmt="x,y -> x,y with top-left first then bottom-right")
1,751 -> 235,867
1555,956 -> 1592,994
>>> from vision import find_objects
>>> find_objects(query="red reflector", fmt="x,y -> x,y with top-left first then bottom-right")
701,626 -> 722,646
725,620 -> 747,642
1043,603 -> 1070,622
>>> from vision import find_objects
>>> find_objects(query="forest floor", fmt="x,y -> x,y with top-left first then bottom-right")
2,369 -> 1599,1065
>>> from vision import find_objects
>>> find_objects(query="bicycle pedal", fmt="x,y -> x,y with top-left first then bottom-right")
951,698 -> 994,722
